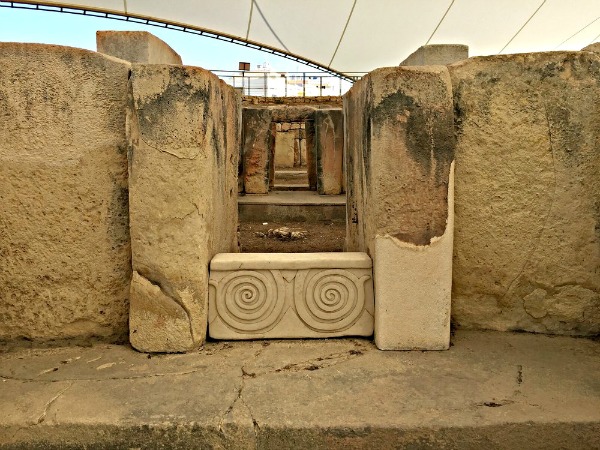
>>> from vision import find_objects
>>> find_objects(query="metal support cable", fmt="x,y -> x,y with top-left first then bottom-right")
554,15 -> 600,49
328,0 -> 357,68
499,0 -> 547,54
252,0 -> 289,52
425,0 -> 454,45
245,0 -> 253,40
588,30 -> 600,46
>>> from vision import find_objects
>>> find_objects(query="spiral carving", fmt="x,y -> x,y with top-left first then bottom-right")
216,270 -> 285,333
295,269 -> 366,332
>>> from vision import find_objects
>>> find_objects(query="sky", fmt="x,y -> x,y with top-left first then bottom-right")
0,6 -> 321,73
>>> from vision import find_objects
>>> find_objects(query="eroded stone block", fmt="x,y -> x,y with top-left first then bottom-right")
242,108 -> 273,194
0,43 -> 131,343
128,64 -> 240,352
449,52 -> 600,336
208,253 -> 374,339
344,66 -> 455,350
96,31 -> 183,64
315,109 -> 344,195
400,44 -> 468,66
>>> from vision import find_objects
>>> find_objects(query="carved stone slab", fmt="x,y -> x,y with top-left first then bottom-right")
208,253 -> 374,339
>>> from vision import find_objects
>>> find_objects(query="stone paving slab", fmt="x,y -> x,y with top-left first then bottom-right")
0,331 -> 598,449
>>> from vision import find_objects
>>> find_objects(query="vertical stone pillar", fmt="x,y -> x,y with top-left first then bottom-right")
242,108 -> 273,194
128,65 -> 240,352
305,119 -> 317,190
315,108 -> 344,195
344,66 -> 455,350
268,122 -> 276,190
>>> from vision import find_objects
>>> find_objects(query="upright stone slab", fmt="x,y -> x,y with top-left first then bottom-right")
449,52 -> 600,336
128,65 -> 240,352
242,108 -> 273,194
0,43 -> 131,343
315,109 -> 344,195
344,66 -> 455,350
97,31 -> 183,64
400,44 -> 468,66
305,120 -> 317,190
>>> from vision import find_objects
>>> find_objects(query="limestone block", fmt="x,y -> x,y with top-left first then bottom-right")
208,253 -> 374,339
400,44 -> 468,66
449,52 -> 600,336
0,43 -> 131,343
274,130 -> 296,168
315,108 -> 344,195
128,64 -> 240,352
96,31 -> 182,65
582,42 -> 600,54
305,121 -> 317,190
242,108 -> 273,194
344,66 -> 455,350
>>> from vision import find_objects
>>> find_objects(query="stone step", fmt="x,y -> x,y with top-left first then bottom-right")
1,330 -> 598,449
238,191 -> 346,223
271,184 -> 310,191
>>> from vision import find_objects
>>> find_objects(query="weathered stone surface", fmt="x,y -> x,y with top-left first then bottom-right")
1,331 -> 599,449
315,108 -> 344,195
344,66 -> 455,350
400,44 -> 469,66
273,128 -> 296,168
449,51 -> 600,336
128,64 -> 240,352
96,30 -> 182,64
0,43 -> 131,343
581,42 -> 600,54
208,253 -> 374,339
242,108 -> 273,194
305,120 -> 317,190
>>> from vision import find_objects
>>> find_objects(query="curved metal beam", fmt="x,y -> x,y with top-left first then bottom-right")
0,0 -> 355,81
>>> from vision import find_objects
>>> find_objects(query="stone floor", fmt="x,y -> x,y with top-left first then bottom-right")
1,330 -> 598,449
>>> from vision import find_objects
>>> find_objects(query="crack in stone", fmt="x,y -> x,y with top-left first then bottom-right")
516,364 -> 523,385
0,366 -> 210,382
501,100 -> 558,312
134,110 -> 201,160
271,349 -> 365,374
36,383 -> 73,424
217,347 -> 265,446
134,270 -> 197,343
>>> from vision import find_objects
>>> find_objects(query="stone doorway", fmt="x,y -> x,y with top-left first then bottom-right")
239,104 -> 346,253
271,120 -> 310,191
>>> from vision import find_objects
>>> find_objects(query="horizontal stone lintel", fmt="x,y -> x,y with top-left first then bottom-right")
210,252 -> 372,270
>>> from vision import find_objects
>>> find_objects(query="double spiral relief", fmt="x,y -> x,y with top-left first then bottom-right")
295,269 -> 370,332
214,270 -> 285,333
210,267 -> 371,335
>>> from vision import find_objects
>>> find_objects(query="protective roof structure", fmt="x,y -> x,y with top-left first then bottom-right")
4,0 -> 600,77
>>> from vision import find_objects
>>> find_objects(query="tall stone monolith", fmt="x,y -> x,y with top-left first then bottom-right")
242,108 -> 273,194
315,109 -> 344,195
449,51 -> 600,336
0,43 -> 131,342
128,64 -> 240,352
344,66 -> 455,350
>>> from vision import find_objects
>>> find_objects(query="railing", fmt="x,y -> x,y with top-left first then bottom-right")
211,70 -> 364,97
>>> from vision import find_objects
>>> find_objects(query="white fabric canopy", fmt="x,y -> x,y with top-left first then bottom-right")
9,0 -> 600,74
